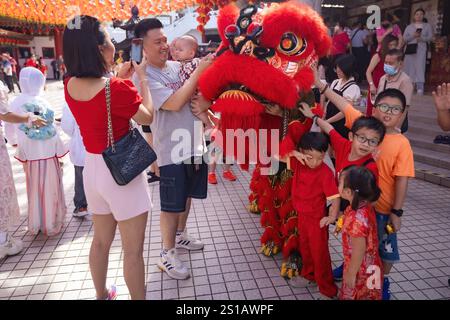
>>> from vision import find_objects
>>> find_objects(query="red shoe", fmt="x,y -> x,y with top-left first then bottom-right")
208,172 -> 218,184
223,170 -> 237,181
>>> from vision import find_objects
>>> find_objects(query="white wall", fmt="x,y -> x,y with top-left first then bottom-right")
17,36 -> 56,79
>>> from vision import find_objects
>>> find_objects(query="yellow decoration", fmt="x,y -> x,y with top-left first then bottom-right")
0,0 -> 197,25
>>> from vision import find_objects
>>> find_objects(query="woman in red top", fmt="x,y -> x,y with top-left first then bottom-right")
328,21 -> 350,82
25,55 -> 37,68
63,15 -> 153,300
365,34 -> 399,115
37,57 -> 47,76
332,22 -> 351,57
338,166 -> 383,300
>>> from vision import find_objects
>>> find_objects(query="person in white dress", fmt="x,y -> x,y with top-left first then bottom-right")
9,67 -> 68,236
403,8 -> 433,95
0,80 -> 46,259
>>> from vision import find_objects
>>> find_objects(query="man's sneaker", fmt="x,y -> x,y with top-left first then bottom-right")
157,248 -> 190,280
208,172 -> 218,184
289,276 -> 316,288
176,231 -> 204,250
332,263 -> 344,281
223,170 -> 237,181
73,207 -> 89,218
382,277 -> 391,300
0,234 -> 24,260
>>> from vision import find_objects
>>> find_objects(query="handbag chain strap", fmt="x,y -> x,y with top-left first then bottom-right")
105,78 -> 116,153
105,78 -> 135,153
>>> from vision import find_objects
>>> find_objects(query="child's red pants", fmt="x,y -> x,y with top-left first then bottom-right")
298,214 -> 338,298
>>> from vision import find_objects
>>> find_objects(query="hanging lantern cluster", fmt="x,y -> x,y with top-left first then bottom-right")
0,37 -> 29,46
0,0 -> 197,26
195,0 -> 232,33
195,0 -> 213,33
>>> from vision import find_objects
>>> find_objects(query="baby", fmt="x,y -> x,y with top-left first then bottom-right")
175,35 -> 216,129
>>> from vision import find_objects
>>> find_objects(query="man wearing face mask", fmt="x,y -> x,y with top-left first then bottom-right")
376,49 -> 413,133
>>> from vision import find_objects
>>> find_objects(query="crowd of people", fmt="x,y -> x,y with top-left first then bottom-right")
0,52 -> 67,94
0,7 -> 449,301
319,7 -> 439,142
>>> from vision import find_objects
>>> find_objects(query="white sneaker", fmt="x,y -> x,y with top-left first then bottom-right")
417,89 -> 424,96
157,248 -> 190,280
289,276 -> 316,288
73,207 -> 89,218
0,234 -> 24,259
175,231 -> 204,251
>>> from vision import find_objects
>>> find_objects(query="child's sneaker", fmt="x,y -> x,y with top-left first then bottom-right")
176,230 -> 204,250
223,170 -> 237,181
382,277 -> 391,300
73,207 -> 89,218
157,248 -> 190,280
289,276 -> 316,288
332,263 -> 344,281
0,234 -> 23,259
208,172 -> 218,184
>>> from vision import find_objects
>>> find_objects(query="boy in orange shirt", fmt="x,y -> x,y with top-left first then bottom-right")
314,70 -> 414,300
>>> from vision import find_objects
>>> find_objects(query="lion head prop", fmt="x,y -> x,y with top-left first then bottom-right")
199,1 -> 331,166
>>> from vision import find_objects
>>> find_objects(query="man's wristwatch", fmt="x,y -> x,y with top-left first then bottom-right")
391,208 -> 403,217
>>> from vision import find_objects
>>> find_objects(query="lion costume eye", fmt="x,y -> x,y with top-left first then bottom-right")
278,32 -> 307,56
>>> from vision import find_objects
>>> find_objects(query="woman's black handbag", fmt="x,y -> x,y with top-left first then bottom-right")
102,78 -> 157,186
404,43 -> 418,55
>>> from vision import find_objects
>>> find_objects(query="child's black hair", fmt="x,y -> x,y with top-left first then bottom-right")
385,48 -> 404,62
374,88 -> 407,111
351,116 -> 386,144
341,166 -> 381,210
335,54 -> 357,80
298,132 -> 329,153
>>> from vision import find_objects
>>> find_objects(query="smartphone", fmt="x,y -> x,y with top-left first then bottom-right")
416,28 -> 423,33
130,38 -> 143,64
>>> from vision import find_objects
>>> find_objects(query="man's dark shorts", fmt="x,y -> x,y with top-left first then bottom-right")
376,212 -> 400,263
159,157 -> 208,213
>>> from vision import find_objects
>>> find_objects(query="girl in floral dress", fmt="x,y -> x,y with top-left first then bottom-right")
9,67 -> 68,236
0,80 -> 46,258
338,165 -> 383,300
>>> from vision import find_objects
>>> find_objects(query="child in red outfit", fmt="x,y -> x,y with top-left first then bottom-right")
300,104 -> 385,183
338,166 -> 383,300
282,132 -> 340,299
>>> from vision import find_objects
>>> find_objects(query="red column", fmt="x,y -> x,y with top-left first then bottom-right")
54,27 -> 63,57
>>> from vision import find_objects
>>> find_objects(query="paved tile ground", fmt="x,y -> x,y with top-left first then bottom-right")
0,82 -> 449,300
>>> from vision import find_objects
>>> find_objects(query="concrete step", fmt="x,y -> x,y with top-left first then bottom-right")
414,161 -> 450,188
408,122 -> 447,137
408,113 -> 441,126
412,145 -> 450,170
405,131 -> 450,154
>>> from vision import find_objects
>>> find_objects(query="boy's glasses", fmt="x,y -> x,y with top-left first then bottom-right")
375,103 -> 404,115
354,133 -> 380,147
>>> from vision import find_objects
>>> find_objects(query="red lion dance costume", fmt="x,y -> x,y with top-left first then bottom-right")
198,1 -> 331,279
